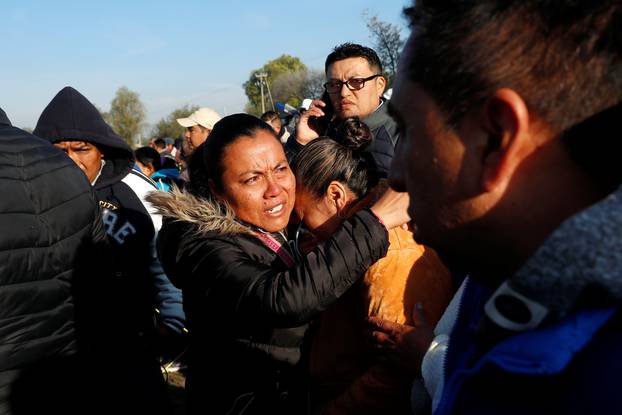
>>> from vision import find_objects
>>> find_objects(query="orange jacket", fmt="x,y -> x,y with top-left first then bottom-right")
310,199 -> 452,414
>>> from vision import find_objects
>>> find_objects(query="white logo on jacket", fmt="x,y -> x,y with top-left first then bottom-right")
102,208 -> 137,244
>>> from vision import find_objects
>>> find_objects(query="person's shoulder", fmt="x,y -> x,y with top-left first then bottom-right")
122,168 -> 158,192
163,221 -> 271,270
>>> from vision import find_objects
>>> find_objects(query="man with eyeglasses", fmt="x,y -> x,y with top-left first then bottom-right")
286,43 -> 399,178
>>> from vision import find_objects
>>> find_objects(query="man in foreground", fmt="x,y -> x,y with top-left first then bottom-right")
373,1 -> 622,413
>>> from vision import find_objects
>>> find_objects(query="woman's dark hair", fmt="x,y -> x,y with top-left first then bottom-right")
187,113 -> 277,199
291,117 -> 378,199
134,146 -> 161,171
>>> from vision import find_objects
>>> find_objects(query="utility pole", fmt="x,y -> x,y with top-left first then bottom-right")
256,72 -> 268,113
255,72 -> 275,113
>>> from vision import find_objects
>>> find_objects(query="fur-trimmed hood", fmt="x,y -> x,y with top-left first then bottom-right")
146,187 -> 253,237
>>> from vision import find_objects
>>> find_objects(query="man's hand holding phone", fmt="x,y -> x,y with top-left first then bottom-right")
295,99 -> 328,145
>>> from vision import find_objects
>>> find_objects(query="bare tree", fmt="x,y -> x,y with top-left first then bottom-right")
303,69 -> 326,100
363,11 -> 405,85
271,70 -> 308,106
270,68 -> 326,109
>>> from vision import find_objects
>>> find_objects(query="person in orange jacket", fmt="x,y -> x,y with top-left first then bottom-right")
291,118 -> 453,414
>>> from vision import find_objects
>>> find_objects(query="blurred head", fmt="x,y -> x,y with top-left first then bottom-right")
135,146 -> 161,177
164,137 -> 175,152
188,113 -> 295,233
260,110 -> 282,134
153,138 -> 166,152
53,140 -> 103,184
292,118 -> 378,239
389,1 -> 622,281
325,43 -> 386,120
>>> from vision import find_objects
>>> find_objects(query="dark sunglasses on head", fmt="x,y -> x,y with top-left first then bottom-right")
323,74 -> 382,94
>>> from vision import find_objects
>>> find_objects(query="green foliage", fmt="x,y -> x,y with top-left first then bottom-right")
243,55 -> 307,115
152,104 -> 200,140
108,86 -> 146,146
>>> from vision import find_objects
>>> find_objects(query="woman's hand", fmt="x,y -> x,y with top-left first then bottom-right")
366,303 -> 434,374
370,188 -> 410,229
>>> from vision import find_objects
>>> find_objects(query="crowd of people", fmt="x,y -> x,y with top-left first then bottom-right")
1,1 -> 622,414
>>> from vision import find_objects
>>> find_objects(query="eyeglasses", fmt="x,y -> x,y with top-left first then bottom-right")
323,74 -> 382,94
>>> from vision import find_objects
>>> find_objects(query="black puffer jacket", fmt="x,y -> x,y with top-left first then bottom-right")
148,189 -> 389,415
0,109 -> 106,414
358,100 -> 400,178
33,88 -> 169,414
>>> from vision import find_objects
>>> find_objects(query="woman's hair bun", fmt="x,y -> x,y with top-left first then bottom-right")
333,117 -> 373,151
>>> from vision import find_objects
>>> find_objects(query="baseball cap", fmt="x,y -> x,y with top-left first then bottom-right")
164,137 -> 175,145
176,107 -> 222,130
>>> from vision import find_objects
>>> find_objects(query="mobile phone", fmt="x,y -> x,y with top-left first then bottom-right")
309,91 -> 335,135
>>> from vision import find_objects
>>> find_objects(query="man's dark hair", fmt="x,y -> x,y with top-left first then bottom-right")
153,138 -> 166,150
260,110 -> 280,124
403,1 -> 622,134
135,146 -> 161,171
325,43 -> 383,75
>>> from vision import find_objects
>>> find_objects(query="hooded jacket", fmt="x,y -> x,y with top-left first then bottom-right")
147,188 -> 389,414
0,110 -> 108,414
33,87 -> 158,354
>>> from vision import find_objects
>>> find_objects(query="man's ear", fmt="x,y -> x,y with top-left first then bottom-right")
376,75 -> 387,97
145,163 -> 155,177
325,181 -> 351,213
480,88 -> 531,192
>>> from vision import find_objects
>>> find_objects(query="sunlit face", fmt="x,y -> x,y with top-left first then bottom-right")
184,125 -> 210,150
326,57 -> 386,120
388,34 -> 485,253
136,160 -> 155,177
53,140 -> 104,184
218,130 -> 295,232
294,185 -> 342,240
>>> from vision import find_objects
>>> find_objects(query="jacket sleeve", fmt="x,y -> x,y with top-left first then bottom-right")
151,236 -> 186,334
181,208 -> 389,328
284,132 -> 305,164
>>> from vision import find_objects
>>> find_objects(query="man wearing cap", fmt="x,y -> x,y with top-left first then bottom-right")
286,43 -> 399,178
176,107 -> 222,155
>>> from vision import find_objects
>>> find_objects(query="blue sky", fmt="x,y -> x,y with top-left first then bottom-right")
0,0 -> 410,131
